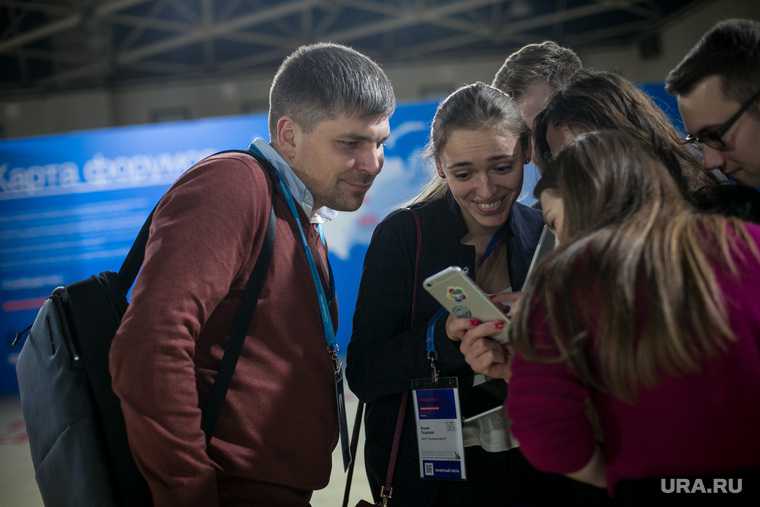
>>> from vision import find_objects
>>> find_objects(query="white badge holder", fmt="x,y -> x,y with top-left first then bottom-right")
411,376 -> 467,480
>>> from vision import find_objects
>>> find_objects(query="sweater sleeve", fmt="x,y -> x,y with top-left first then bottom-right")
507,307 -> 596,475
347,211 -> 437,402
109,156 -> 266,507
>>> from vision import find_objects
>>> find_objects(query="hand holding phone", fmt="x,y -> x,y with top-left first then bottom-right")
423,266 -> 510,343
459,333 -> 513,382
489,291 -> 522,319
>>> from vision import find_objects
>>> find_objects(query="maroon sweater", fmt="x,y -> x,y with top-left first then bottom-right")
508,223 -> 760,494
110,152 -> 338,507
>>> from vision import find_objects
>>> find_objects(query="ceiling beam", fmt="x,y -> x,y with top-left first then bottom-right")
1,5 -> 29,40
399,32 -> 485,59
552,0 -> 568,40
202,0 -> 214,68
218,0 -> 503,72
217,47 -> 286,72
129,60 -> 201,75
0,17 -> 80,53
593,0 -> 658,19
0,1 -> 71,16
16,48 -> 89,64
222,31 -> 291,47
398,31 -> 531,61
565,19 -> 653,47
110,12 -> 188,34
40,62 -> 107,86
41,0 -> 316,85
16,48 -> 199,74
118,0 -> 316,65
0,0 -> 151,54
117,0 -> 172,50
323,0 -> 503,42
110,12 -> 291,48
494,1 -> 633,41
219,0 -> 244,20
18,0 -> 676,92
301,5 -> 312,37
393,1 -> 635,60
337,0 -> 496,39
167,0 -> 198,23
314,3 -> 342,35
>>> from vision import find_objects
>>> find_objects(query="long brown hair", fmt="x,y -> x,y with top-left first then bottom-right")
532,70 -> 712,196
511,130 -> 756,401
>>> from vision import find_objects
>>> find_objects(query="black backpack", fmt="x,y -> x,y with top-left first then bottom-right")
14,152 -> 276,507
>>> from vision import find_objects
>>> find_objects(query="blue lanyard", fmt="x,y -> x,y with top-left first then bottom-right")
478,221 -> 510,266
426,307 -> 447,381
247,144 -> 338,355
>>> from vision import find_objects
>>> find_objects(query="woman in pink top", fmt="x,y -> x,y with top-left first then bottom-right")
458,130 -> 760,505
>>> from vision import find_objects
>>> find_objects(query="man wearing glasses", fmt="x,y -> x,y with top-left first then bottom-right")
666,19 -> 760,189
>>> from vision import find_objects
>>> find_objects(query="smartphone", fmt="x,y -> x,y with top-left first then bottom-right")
461,375 -> 508,423
423,266 -> 510,343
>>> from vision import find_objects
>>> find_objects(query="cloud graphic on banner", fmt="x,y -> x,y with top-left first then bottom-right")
324,120 -> 433,259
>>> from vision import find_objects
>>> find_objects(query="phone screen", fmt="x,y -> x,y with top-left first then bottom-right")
460,377 -> 507,422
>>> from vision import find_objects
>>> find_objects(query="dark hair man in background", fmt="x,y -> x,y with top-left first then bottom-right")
110,43 -> 394,507
667,18 -> 760,189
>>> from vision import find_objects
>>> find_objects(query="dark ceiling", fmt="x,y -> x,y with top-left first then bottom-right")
0,0 -> 702,96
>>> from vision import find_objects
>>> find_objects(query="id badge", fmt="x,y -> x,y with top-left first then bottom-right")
411,377 -> 467,480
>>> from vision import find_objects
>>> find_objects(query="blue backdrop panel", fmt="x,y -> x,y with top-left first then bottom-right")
0,84 -> 678,395
640,82 -> 683,132
1,115 -> 264,394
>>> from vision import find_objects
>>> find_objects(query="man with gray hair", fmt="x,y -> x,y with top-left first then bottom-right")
493,40 -> 582,132
110,42 -> 394,507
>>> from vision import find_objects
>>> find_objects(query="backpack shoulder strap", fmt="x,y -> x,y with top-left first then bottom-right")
201,203 -> 276,437
201,149 -> 278,438
114,148 -> 278,439
116,212 -> 153,295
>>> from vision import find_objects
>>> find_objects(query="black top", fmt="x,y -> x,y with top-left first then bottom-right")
346,191 -> 543,505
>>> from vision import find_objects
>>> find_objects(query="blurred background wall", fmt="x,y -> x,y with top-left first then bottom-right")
2,0 -> 758,138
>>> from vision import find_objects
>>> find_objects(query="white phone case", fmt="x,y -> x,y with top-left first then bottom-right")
423,266 -> 510,343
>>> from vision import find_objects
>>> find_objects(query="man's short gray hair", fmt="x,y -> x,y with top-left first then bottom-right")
268,42 -> 396,137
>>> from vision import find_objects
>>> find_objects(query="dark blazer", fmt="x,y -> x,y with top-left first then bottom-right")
346,192 -> 543,506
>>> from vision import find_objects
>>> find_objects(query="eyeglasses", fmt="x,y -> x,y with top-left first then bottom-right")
682,88 -> 760,151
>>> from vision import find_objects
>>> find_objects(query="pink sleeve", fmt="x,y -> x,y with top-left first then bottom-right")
507,308 -> 596,475
109,156 -> 267,507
